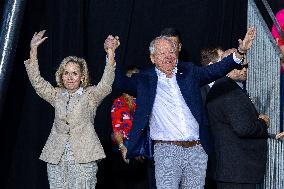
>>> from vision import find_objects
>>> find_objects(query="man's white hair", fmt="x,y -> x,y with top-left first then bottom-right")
149,36 -> 176,54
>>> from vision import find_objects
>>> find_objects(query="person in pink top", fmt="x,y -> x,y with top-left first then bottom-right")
271,9 -> 284,140
272,9 -> 284,55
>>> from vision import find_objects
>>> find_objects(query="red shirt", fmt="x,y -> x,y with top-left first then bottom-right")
111,96 -> 136,142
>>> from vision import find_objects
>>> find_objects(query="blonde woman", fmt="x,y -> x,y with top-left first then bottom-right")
24,30 -> 119,188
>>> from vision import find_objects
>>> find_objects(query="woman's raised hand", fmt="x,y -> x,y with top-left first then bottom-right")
29,30 -> 48,60
104,35 -> 120,65
30,30 -> 48,49
104,35 -> 120,52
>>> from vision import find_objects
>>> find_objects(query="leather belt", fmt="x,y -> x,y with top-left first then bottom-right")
154,140 -> 201,148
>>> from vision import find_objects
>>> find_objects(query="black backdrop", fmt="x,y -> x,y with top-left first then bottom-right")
1,0 -> 282,188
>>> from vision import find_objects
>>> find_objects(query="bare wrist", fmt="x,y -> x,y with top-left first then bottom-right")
237,47 -> 246,55
30,47 -> 38,53
30,54 -> 37,60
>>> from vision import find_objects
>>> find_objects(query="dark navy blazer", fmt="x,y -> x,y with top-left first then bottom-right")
114,54 -> 240,159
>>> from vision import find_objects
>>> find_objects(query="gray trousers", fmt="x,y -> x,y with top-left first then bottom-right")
47,142 -> 98,189
154,143 -> 208,189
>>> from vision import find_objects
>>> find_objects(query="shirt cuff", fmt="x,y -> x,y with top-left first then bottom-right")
233,52 -> 243,64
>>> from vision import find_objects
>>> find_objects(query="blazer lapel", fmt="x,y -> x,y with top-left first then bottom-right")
146,67 -> 158,106
176,62 -> 189,102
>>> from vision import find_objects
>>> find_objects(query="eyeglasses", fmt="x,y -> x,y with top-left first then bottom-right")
236,64 -> 248,70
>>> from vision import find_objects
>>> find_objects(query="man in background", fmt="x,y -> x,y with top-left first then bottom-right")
200,47 -> 224,103
206,57 -> 269,189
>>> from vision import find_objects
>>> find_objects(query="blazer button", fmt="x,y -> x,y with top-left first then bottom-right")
66,121 -> 69,125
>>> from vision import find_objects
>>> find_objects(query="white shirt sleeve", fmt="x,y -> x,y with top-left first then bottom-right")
233,52 -> 243,64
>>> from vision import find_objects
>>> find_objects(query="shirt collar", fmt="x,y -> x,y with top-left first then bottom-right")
62,87 -> 84,96
155,66 -> 177,77
208,81 -> 215,88
235,81 -> 243,89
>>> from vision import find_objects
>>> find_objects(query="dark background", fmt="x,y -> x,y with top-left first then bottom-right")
0,0 -> 283,188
